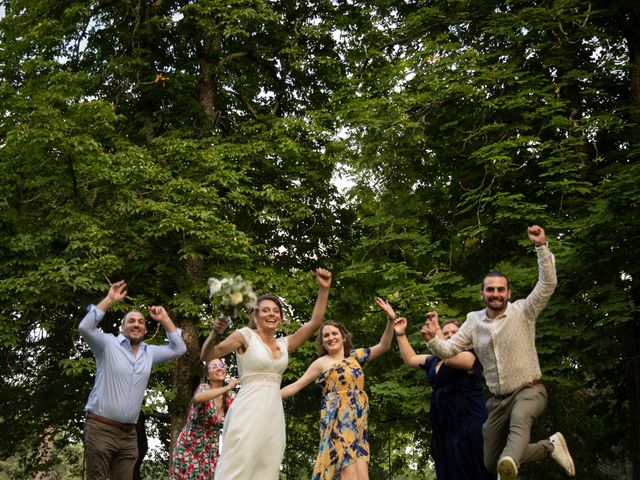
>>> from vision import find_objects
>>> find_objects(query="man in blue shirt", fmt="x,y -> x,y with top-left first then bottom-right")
79,280 -> 187,479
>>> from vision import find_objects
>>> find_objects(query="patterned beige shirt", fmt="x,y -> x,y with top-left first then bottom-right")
427,244 -> 557,396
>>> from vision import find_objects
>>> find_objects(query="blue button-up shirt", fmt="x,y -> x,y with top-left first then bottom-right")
79,305 -> 187,424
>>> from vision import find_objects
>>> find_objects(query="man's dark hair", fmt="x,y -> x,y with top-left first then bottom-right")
481,271 -> 510,290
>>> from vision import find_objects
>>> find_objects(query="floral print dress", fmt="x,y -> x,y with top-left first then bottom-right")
312,348 -> 371,480
170,383 -> 234,480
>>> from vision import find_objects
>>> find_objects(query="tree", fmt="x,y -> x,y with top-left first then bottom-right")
1,0 -> 638,477
0,0 -> 354,475
324,0 -> 639,477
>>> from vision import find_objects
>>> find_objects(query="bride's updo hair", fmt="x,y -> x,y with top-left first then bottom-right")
248,294 -> 285,329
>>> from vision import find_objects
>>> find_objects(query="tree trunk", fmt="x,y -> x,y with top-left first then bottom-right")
169,318 -> 201,465
198,27 -> 224,125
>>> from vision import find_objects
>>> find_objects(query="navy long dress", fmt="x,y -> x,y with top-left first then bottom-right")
421,351 -> 493,480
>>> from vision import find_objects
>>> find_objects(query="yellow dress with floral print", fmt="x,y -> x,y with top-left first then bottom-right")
312,348 -> 371,480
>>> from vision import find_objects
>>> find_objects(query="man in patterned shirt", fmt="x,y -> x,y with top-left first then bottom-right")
422,225 -> 575,480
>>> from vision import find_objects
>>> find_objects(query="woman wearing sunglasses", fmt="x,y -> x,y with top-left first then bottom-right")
170,358 -> 239,479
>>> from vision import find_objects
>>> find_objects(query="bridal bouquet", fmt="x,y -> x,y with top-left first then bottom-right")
208,275 -> 257,326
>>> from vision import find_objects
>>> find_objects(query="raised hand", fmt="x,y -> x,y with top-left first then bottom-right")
315,268 -> 333,289
107,280 -> 128,303
228,377 -> 241,389
421,311 -> 440,341
148,305 -> 169,323
527,225 -> 546,246
375,297 -> 397,320
213,316 -> 229,335
394,317 -> 407,335
97,280 -> 128,312
148,306 -> 178,333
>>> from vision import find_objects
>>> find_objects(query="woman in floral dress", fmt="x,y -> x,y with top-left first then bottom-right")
169,358 -> 239,479
281,297 -> 395,479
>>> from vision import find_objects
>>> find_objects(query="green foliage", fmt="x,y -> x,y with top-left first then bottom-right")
324,0 -> 639,477
0,438 -> 84,480
1,0 -> 639,477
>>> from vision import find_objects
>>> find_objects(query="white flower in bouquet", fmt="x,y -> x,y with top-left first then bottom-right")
230,291 -> 244,306
207,275 -> 257,326
208,278 -> 223,297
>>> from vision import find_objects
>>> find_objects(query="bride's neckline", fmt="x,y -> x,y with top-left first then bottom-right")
251,328 -> 283,360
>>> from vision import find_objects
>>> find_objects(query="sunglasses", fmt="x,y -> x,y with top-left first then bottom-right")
208,362 -> 227,370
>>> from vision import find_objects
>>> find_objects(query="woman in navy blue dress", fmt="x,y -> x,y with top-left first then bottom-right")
378,300 -> 492,480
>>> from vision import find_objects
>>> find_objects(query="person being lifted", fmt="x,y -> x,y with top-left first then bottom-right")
422,225 -> 575,480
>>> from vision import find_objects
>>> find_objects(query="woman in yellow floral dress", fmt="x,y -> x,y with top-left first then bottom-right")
281,297 -> 396,479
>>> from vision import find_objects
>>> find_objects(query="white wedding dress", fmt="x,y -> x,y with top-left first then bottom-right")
214,327 -> 289,480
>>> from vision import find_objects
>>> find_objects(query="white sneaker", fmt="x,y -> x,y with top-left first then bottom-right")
549,432 -> 575,476
497,456 -> 518,480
